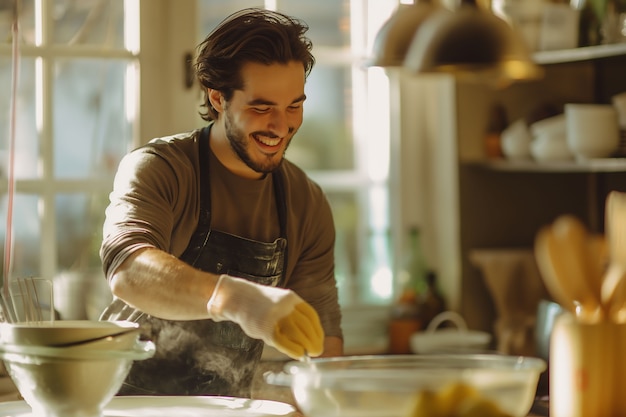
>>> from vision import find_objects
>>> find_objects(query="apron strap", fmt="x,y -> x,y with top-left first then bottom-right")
180,126 -> 289,280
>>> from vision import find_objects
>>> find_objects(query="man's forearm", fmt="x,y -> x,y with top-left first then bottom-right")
109,247 -> 219,320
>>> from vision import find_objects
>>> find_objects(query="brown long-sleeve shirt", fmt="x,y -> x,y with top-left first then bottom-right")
100,127 -> 343,339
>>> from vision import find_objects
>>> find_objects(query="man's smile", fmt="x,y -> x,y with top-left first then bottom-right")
253,133 -> 282,148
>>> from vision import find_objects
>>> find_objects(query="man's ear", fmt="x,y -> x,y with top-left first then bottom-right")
208,89 -> 224,113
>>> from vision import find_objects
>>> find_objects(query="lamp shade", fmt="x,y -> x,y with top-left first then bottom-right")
367,1 -> 436,67
403,4 -> 543,85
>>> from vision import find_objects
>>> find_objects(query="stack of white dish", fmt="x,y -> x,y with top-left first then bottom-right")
529,114 -> 572,162
0,320 -> 154,417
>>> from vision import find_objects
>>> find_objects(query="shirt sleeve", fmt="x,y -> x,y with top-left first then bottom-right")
281,167 -> 343,340
100,142 -> 199,280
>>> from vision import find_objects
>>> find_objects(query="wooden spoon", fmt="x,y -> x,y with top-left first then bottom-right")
534,215 -> 603,322
586,233 -> 609,305
535,226 -> 574,314
602,191 -> 626,322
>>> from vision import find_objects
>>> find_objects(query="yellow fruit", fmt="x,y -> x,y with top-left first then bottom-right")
437,382 -> 480,415
408,382 -> 511,417
457,396 -> 513,417
409,389 -> 446,417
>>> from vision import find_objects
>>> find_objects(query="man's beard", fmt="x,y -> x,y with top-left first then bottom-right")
224,108 -> 294,175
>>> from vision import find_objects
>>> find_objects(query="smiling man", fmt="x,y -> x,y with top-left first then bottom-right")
98,8 -> 343,397
211,61 -> 306,178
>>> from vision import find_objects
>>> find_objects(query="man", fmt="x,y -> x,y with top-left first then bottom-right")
99,8 -> 343,397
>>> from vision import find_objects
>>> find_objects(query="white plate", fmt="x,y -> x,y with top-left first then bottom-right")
0,396 -> 298,416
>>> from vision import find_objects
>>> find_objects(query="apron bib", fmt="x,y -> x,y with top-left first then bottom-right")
100,126 -> 288,397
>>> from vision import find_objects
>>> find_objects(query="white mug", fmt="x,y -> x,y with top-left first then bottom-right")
565,103 -> 619,161
612,92 -> 626,129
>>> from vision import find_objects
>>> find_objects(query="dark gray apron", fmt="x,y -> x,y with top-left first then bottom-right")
99,126 -> 288,397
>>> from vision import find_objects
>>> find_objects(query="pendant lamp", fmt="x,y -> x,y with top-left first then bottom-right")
367,0 -> 437,67
403,0 -> 543,85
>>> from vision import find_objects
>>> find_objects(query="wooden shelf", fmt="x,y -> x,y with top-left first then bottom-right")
466,158 -> 626,173
533,43 -> 626,65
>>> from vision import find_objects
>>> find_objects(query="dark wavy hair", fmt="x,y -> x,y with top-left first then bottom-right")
195,8 -> 315,122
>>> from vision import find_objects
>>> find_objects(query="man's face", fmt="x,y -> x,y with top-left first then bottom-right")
223,61 -> 306,174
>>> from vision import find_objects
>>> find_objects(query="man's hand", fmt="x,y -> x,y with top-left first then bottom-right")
206,275 -> 324,359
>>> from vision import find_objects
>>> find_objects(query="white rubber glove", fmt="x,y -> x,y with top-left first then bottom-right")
206,274 -> 324,359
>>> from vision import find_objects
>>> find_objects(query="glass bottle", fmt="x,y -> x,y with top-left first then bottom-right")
398,226 -> 428,295
419,271 -> 447,329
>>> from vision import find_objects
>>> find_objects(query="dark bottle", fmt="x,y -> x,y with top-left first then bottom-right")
484,103 -> 507,159
578,1 -> 603,46
419,271 -> 447,329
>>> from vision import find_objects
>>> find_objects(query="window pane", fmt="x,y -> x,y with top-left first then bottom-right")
54,192 -> 111,320
360,185 -> 392,304
53,58 -> 132,179
276,0 -> 350,47
52,0 -> 125,48
0,57 -> 39,179
326,191 -> 359,306
359,227 -> 392,304
288,64 -> 354,171
0,194 -> 41,278
328,188 -> 392,307
55,192 -> 108,271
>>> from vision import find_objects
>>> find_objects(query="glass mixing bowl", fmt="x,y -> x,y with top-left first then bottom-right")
265,354 -> 546,417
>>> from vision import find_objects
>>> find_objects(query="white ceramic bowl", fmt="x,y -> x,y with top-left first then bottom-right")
0,340 -> 155,417
0,320 -> 139,347
531,134 -> 573,161
266,354 -> 546,417
501,119 -> 533,160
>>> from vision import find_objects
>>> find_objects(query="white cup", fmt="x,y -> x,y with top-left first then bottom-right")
565,103 -> 619,160
494,0 -> 546,51
612,92 -> 626,129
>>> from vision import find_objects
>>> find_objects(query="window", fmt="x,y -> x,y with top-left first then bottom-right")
0,0 -> 139,319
